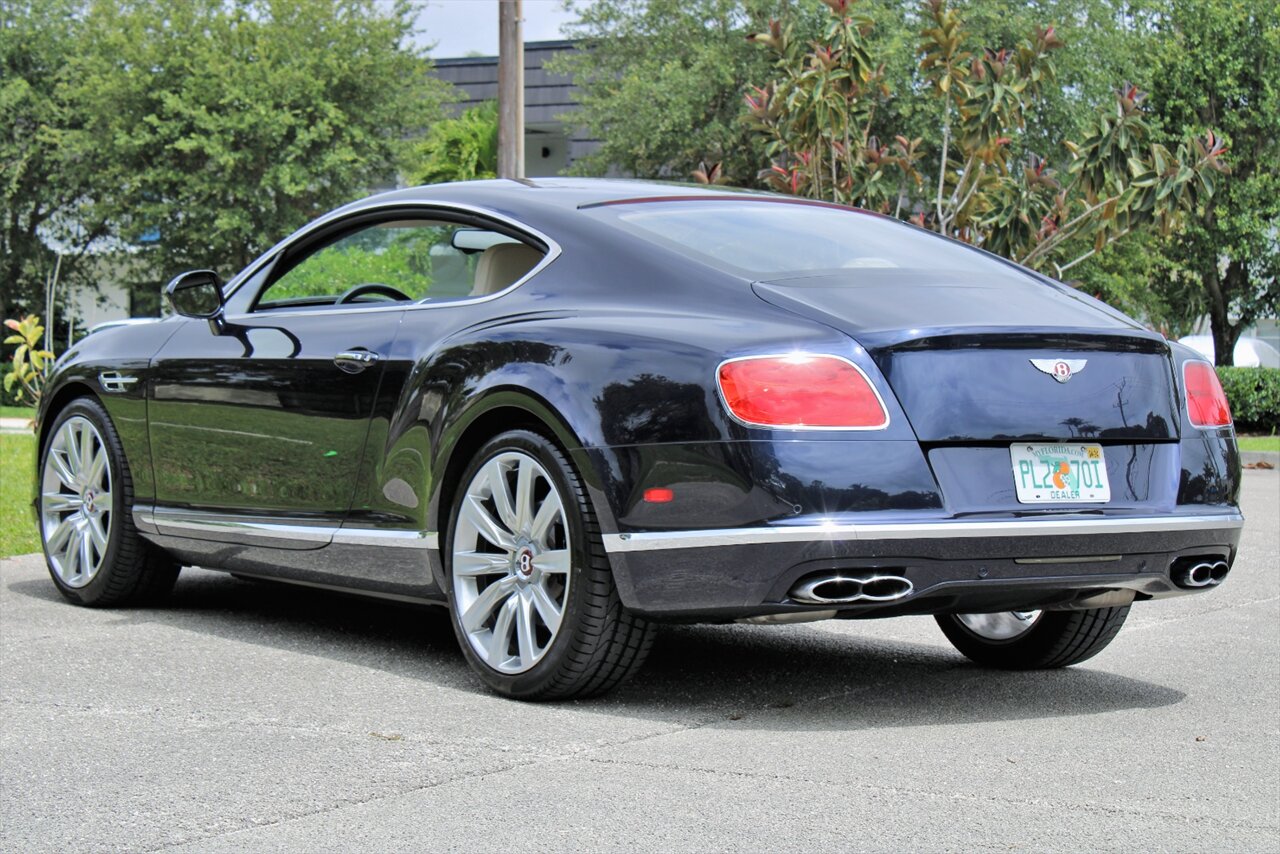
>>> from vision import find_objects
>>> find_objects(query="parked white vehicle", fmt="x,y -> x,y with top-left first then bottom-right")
1177,335 -> 1280,368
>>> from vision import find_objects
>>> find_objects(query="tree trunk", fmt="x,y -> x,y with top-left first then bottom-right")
1208,305 -> 1238,367
1203,264 -> 1232,366
1210,260 -> 1251,367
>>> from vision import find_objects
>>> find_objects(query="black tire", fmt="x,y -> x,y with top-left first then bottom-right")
444,430 -> 654,700
38,397 -> 180,607
935,606 -> 1130,669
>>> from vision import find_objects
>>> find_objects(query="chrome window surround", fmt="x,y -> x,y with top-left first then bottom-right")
219,200 -> 562,320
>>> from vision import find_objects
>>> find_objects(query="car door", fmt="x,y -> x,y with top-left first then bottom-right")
145,217 -> 447,542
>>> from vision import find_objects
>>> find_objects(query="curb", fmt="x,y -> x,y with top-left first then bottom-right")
0,417 -> 36,435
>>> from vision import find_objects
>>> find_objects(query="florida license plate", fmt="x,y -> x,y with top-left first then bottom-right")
1010,443 -> 1110,504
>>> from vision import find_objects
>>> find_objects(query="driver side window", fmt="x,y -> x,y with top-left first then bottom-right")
255,218 -> 542,310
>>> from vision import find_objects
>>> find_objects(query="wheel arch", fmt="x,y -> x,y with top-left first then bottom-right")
431,388 -> 612,551
32,382 -> 103,518
36,373 -> 160,510
37,381 -> 101,453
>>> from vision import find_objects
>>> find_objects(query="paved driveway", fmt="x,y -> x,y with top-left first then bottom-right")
2,470 -> 1277,852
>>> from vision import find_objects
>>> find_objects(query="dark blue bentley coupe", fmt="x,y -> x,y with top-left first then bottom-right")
33,179 -> 1244,699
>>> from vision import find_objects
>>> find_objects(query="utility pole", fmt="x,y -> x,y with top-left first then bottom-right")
497,0 -> 524,179
45,253 -> 62,353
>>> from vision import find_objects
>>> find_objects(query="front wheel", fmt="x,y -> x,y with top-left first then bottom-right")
39,398 -> 179,606
935,606 -> 1129,669
445,430 -> 654,700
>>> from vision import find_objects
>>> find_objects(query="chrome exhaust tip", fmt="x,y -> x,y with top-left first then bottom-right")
790,573 -> 914,605
1173,561 -> 1219,589
1210,561 -> 1231,583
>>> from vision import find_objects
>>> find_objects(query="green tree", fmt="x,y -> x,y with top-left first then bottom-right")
405,101 -> 499,185
549,0 -> 801,181
1065,228 -> 1207,337
0,0 -> 109,323
941,0 -> 1160,151
1147,0 -> 1279,365
552,0 -> 1160,190
744,0 -> 1226,276
61,0 -> 452,283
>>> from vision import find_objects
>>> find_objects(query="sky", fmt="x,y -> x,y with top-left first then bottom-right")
416,1 -> 585,59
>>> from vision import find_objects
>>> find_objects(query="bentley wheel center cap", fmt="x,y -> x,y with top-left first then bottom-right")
515,546 -> 537,578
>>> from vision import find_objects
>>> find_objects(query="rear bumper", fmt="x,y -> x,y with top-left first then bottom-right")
603,511 -> 1244,619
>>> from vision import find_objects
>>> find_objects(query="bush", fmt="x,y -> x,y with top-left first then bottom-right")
0,364 -> 26,407
404,102 -> 498,186
1217,367 -> 1280,433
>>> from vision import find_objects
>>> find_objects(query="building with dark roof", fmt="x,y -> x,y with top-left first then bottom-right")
432,40 -> 599,177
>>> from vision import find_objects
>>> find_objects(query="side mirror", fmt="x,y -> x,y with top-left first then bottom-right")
165,270 -> 224,319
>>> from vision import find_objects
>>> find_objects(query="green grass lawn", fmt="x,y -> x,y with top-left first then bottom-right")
1,433 -> 39,558
1,405 -> 36,419
1239,435 -> 1279,453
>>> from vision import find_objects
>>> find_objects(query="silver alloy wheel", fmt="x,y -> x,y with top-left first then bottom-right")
956,610 -> 1043,641
451,450 -> 572,674
40,416 -> 113,589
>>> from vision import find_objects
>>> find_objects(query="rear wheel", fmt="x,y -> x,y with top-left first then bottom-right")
445,430 -> 654,700
935,606 -> 1129,669
39,398 -> 179,606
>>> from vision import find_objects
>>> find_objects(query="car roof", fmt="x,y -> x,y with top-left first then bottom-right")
349,177 -> 780,216
222,179 -> 779,298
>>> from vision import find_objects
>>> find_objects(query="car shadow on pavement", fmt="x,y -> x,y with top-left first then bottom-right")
8,567 -> 1185,729
610,623 -> 1186,731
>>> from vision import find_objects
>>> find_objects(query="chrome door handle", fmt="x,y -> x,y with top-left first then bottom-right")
333,349 -> 380,373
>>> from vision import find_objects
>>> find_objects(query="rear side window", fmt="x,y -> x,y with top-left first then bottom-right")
588,200 -> 1018,282
255,219 -> 543,310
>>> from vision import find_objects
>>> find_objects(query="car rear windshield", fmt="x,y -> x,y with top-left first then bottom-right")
589,199 -> 1024,282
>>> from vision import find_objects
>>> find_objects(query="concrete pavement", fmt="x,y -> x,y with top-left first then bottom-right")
2,470 -> 1277,852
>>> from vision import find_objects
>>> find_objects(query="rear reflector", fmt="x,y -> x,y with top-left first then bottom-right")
717,354 -> 889,429
1183,361 -> 1232,428
643,487 -> 675,503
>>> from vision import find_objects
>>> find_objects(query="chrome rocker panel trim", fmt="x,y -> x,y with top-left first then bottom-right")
133,506 -> 438,549
601,513 -> 1246,554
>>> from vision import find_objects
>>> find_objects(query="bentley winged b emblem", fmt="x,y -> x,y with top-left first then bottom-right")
1029,358 -> 1087,383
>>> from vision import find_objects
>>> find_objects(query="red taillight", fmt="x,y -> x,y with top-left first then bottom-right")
1183,361 -> 1232,428
717,354 -> 889,429
643,487 -> 674,503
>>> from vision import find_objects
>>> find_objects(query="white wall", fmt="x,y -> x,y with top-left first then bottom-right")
62,280 -> 130,341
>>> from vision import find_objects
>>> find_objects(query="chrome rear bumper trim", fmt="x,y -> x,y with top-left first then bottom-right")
602,513 -> 1245,554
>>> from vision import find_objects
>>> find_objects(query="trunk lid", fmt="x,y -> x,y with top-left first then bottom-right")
753,272 -> 1180,443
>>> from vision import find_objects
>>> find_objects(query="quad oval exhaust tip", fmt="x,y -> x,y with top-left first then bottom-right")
1173,560 -> 1231,589
790,573 -> 914,605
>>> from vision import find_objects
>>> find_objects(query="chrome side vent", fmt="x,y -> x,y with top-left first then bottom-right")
99,372 -> 139,393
